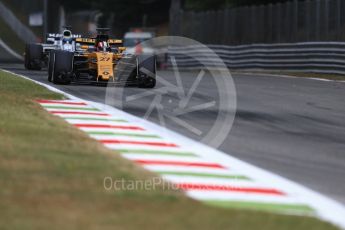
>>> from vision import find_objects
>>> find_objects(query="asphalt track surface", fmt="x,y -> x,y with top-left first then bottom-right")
2,63 -> 345,205
0,45 -> 18,62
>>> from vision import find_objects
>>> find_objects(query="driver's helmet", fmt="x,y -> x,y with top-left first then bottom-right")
97,41 -> 109,52
62,30 -> 73,44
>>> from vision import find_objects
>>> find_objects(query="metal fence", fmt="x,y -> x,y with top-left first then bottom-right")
167,42 -> 345,75
171,0 -> 345,45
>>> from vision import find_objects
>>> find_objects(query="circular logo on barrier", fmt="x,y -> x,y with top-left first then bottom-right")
105,36 -> 236,148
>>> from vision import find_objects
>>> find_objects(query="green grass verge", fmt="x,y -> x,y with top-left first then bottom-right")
0,69 -> 339,230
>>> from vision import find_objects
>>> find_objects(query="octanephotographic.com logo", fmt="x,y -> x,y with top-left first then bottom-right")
103,177 -> 248,192
103,177 -> 179,191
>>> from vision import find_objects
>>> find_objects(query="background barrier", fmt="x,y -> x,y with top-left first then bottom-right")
167,41 -> 345,75
171,0 -> 345,45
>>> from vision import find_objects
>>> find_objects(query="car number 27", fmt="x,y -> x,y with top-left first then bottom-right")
100,57 -> 111,62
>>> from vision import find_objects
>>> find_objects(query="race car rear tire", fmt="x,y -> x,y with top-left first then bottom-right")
52,50 -> 73,85
47,50 -> 55,82
137,55 -> 156,88
24,44 -> 43,70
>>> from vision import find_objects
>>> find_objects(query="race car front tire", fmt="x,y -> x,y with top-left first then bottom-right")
51,50 -> 73,85
24,44 -> 43,70
137,54 -> 156,88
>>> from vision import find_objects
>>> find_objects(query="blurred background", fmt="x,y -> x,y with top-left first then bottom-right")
3,0 -> 345,48
2,0 -> 345,73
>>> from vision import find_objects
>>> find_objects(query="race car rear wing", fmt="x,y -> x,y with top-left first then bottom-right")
75,38 -> 96,44
46,33 -> 82,43
75,38 -> 123,44
108,39 -> 123,45
75,38 -> 124,51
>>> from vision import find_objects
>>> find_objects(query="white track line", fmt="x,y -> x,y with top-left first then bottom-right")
186,191 -> 309,205
142,165 -> 245,174
160,175 -> 274,187
233,71 -> 345,83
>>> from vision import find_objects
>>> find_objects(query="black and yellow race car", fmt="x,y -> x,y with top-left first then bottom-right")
48,28 -> 156,88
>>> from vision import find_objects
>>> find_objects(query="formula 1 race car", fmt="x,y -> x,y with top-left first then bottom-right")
24,27 -> 80,70
48,28 -> 156,88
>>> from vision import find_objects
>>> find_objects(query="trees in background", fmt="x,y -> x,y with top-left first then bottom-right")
58,0 -> 170,33
58,0 -> 301,14
184,0 -> 302,10
57,0 -> 302,33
